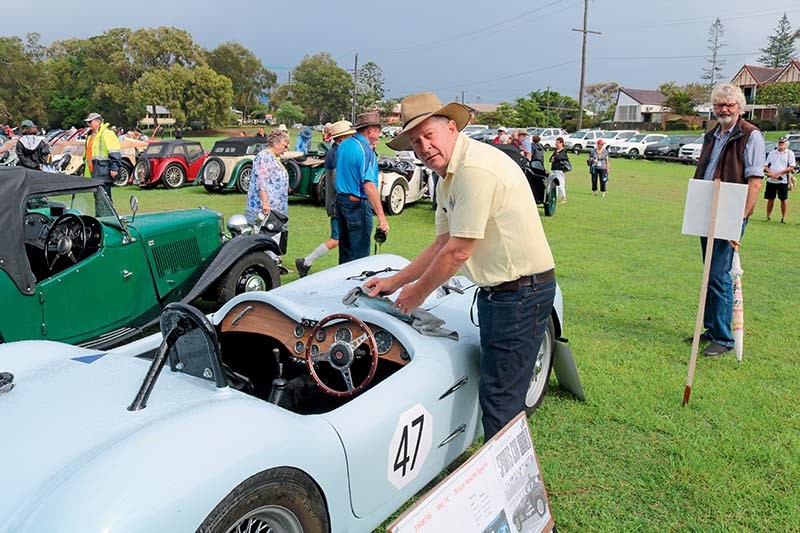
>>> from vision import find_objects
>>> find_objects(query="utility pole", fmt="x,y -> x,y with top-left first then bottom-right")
572,0 -> 601,130
461,91 -> 465,105
546,85 -> 550,127
351,51 -> 359,122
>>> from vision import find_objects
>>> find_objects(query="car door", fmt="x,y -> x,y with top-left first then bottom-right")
185,143 -> 206,179
40,225 -> 158,344
324,339 -> 481,519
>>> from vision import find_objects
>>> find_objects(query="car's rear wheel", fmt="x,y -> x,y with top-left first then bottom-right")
236,164 -> 253,194
216,251 -> 281,307
384,180 -> 406,216
197,467 -> 329,533
524,318 -> 554,415
314,175 -> 326,206
667,150 -> 677,158
162,163 -> 186,189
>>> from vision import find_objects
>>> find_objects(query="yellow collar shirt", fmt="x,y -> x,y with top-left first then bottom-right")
434,133 -> 555,287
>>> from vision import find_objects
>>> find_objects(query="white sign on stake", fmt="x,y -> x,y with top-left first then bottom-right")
681,179 -> 748,241
388,413 -> 554,533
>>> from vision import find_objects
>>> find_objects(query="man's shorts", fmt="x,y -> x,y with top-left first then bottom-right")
330,216 -> 339,240
764,181 -> 789,201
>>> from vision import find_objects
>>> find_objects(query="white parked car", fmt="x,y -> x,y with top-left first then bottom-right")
592,130 -> 639,151
564,130 -> 604,153
538,128 -> 569,150
607,133 -> 667,158
462,124 -> 489,137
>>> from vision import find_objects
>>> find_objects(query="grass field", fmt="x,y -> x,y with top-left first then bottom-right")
123,152 -> 799,531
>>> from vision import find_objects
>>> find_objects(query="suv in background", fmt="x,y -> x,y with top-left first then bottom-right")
537,128 -> 568,150
644,135 -> 701,160
608,133 -> 667,158
565,130 -> 604,153
595,130 -> 639,151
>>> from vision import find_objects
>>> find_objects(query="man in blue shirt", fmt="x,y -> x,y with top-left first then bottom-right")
335,111 -> 390,263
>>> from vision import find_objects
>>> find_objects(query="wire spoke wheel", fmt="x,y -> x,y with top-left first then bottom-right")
226,505 -> 303,533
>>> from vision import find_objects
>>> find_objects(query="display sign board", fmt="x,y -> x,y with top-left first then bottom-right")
681,179 -> 748,241
388,413 -> 554,533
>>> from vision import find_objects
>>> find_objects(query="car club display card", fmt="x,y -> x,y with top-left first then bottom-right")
388,413 -> 554,533
681,179 -> 748,242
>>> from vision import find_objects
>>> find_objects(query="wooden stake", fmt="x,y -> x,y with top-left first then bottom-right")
683,178 -> 722,406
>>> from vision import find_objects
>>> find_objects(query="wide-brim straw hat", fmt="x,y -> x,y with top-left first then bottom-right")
329,120 -> 356,140
387,93 -> 470,151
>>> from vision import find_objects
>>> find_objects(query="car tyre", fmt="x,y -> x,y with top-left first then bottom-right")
113,162 -> 133,186
286,159 -> 302,192
236,163 -> 253,194
667,150 -> 677,158
524,318 -> 554,415
314,175 -> 326,206
162,163 -> 187,189
629,148 -> 640,159
384,180 -> 406,216
216,251 -> 281,307
197,467 -> 329,533
572,144 -> 582,154
203,157 -> 226,188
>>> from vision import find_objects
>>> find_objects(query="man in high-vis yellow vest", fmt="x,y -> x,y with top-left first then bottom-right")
83,112 -> 122,202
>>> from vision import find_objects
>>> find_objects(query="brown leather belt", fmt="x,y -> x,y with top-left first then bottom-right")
337,193 -> 364,202
484,269 -> 555,291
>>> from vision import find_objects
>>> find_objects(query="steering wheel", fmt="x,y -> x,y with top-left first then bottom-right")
43,213 -> 87,271
305,314 -> 379,397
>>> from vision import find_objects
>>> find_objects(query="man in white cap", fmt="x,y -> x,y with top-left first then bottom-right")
366,93 -> 556,440
295,120 -> 356,277
83,112 -> 122,201
764,135 -> 795,223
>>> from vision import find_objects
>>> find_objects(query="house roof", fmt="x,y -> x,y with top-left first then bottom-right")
742,65 -> 782,84
465,103 -> 499,114
618,88 -> 666,105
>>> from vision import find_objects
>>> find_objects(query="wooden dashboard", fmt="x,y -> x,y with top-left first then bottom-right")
219,301 -> 410,366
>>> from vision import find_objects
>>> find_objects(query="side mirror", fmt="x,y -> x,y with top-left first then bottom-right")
129,195 -> 139,222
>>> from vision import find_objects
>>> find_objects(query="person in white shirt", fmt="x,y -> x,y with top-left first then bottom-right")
764,136 -> 796,223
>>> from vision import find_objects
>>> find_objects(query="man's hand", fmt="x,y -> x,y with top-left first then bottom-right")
393,283 -> 425,314
364,275 -> 402,297
377,216 -> 389,233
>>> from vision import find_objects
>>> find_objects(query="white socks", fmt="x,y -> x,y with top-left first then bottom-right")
305,243 -> 330,265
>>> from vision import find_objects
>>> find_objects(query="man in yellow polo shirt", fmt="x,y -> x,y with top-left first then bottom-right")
366,93 -> 556,439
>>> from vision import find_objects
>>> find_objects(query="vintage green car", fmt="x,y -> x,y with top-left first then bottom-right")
285,149 -> 328,205
0,167 -> 282,348
199,137 -> 268,193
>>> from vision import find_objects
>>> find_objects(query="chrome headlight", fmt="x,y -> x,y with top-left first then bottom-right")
226,213 -> 250,236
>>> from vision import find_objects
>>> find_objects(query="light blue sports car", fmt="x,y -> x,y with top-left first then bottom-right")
0,254 -> 578,532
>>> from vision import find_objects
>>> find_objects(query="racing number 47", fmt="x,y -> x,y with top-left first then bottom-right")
393,414 -> 425,477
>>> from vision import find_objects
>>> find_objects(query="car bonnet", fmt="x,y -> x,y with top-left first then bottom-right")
0,340 -> 245,527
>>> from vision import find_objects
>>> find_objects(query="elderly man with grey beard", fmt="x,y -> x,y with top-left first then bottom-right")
688,83 -> 764,357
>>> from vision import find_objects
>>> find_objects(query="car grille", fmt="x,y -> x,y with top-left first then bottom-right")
152,238 -> 201,278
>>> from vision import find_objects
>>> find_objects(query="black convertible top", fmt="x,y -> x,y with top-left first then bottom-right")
0,167 -> 104,295
209,137 -> 268,157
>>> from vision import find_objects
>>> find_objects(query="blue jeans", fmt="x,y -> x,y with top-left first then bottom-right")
477,277 -> 556,440
699,218 -> 748,348
336,194 -> 373,264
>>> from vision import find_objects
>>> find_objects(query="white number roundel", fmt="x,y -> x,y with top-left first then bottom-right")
387,404 -> 433,489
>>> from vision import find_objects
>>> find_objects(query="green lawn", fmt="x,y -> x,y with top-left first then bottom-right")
122,154 -> 799,531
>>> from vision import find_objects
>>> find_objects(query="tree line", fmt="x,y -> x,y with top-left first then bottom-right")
0,27 -> 387,130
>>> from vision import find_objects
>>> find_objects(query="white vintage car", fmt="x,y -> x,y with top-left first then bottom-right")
378,156 -> 430,216
0,254 -> 580,532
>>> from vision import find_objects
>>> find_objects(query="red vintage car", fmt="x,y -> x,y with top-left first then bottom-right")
133,140 -> 207,189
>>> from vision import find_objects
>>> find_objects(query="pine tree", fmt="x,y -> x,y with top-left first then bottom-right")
701,18 -> 726,89
757,13 -> 797,68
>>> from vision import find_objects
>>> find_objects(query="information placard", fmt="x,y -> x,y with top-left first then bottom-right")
388,413 -> 554,533
681,179 -> 748,241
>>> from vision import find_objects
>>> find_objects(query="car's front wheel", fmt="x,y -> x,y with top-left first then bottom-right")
197,468 -> 329,533
216,251 -> 280,307
629,148 -> 640,159
162,163 -> 186,189
572,144 -> 582,154
113,162 -> 132,186
524,318 -> 554,415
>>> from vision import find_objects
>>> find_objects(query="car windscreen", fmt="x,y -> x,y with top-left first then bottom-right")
626,134 -> 646,142
571,131 -> 588,139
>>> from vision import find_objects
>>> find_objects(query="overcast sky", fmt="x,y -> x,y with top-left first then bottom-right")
4,0 -> 800,104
